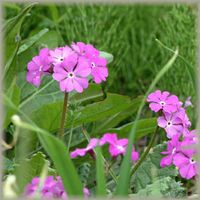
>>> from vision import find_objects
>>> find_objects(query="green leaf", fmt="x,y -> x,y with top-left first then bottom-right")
66,93 -> 135,128
4,3 -> 36,89
135,177 -> 185,198
95,147 -> 107,196
17,28 -> 49,55
131,143 -> 178,192
115,49 -> 178,196
108,118 -> 157,140
3,94 -> 83,196
93,96 -> 143,134
100,51 -> 114,64
14,151 -> 56,191
4,80 -> 21,128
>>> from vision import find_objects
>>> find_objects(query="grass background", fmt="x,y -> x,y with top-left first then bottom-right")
4,3 -> 196,97
5,3 -> 196,123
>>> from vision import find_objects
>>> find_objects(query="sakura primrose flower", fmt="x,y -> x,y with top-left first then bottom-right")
26,48 -> 51,87
70,138 -> 99,158
25,176 -> 90,199
157,111 -> 184,138
184,96 -> 193,108
52,53 -> 91,93
147,90 -> 181,113
160,135 -> 181,167
72,41 -> 108,84
173,151 -> 198,180
49,46 -> 73,67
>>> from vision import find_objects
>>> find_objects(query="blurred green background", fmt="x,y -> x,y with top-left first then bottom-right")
4,3 -> 196,99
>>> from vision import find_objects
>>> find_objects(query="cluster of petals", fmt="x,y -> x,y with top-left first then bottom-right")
147,90 -> 199,179
26,42 -> 108,93
70,133 -> 139,162
24,176 -> 89,199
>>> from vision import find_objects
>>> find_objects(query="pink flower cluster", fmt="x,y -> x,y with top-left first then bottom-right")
70,133 -> 139,162
24,176 -> 89,199
147,90 -> 199,179
26,42 -> 108,93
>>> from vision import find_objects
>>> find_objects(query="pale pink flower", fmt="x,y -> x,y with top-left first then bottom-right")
52,53 -> 91,93
173,151 -> 198,180
26,48 -> 51,87
147,90 -> 181,113
157,111 -> 183,138
70,138 -> 99,158
49,46 -> 73,67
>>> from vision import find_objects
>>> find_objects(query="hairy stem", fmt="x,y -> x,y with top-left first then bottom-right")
59,92 -> 68,139
130,126 -> 159,177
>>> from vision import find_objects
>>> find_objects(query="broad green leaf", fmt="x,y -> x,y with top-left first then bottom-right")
100,51 -> 114,64
3,94 -> 83,196
108,118 -> 157,140
93,96 -> 143,134
66,93 -> 134,128
17,28 -> 49,55
4,3 -> 36,89
95,147 -> 107,196
115,49 -> 178,196
131,143 -> 178,192
135,177 -> 185,198
14,151 -> 56,191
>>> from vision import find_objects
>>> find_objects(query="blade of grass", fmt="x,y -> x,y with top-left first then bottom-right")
115,49 -> 179,196
95,146 -> 107,196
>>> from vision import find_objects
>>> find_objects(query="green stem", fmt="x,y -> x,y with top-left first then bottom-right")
59,92 -> 68,139
130,126 -> 159,177
67,123 -> 74,152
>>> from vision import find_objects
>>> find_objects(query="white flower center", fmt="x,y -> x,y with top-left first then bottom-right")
160,101 -> 166,106
172,148 -> 176,154
190,158 -> 196,164
91,62 -> 96,68
116,145 -> 124,152
39,66 -> 43,72
68,72 -> 75,79
167,121 -> 172,127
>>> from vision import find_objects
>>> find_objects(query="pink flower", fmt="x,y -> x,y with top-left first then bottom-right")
52,53 -> 91,93
173,151 -> 198,179
24,176 -> 90,199
71,41 -> 108,84
147,90 -> 181,113
90,56 -> 108,84
131,146 -> 139,162
157,111 -> 183,138
71,42 -> 99,58
49,46 -> 73,67
100,133 -> 128,157
184,96 -> 193,108
26,48 -> 51,87
160,135 -> 181,167
70,138 -> 99,158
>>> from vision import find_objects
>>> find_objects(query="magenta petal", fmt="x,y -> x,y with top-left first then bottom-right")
149,103 -> 162,112
52,73 -> 66,81
73,79 -> 84,93
160,155 -> 173,167
179,164 -> 196,179
173,153 -> 189,168
99,133 -> 118,146
74,77 -> 88,89
131,151 -> 139,161
70,149 -> 86,158
157,116 -> 167,128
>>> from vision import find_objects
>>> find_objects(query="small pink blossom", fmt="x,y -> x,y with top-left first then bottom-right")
71,42 -> 99,58
25,176 -> 89,199
26,48 -> 51,87
131,146 -> 139,162
173,151 -> 198,180
147,90 -> 181,113
184,96 -> 193,108
157,111 -> 183,138
70,138 -> 99,158
52,53 -> 91,93
49,46 -> 73,67
71,41 -> 108,84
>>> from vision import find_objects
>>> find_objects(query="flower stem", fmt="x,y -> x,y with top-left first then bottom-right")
59,92 -> 68,139
130,126 -> 159,177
